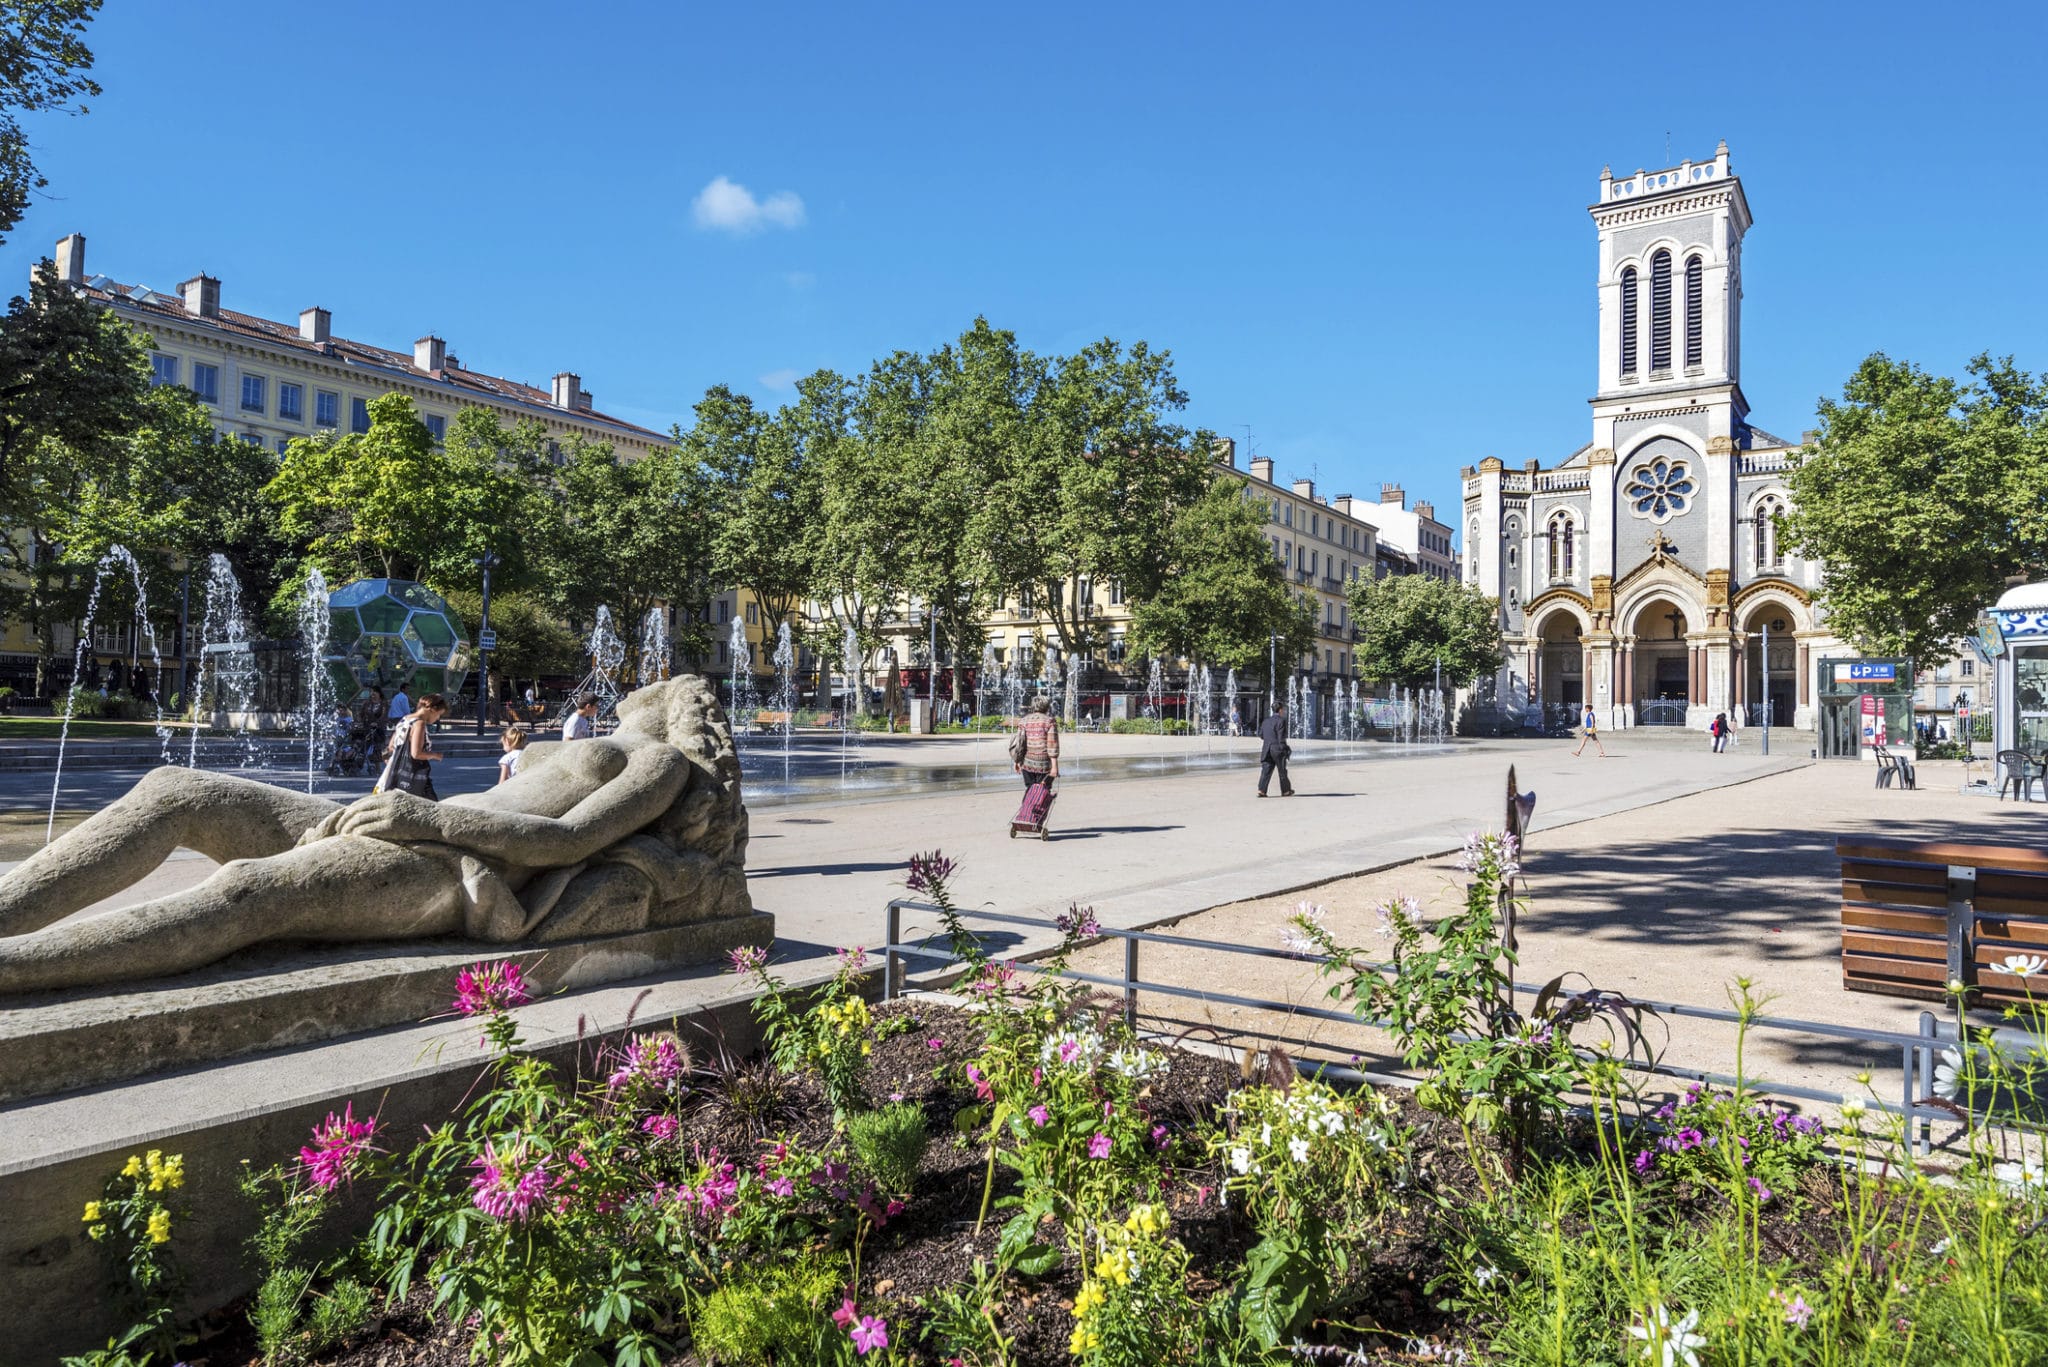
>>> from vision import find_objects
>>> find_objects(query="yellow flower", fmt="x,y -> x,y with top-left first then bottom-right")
146,1209 -> 171,1244
1124,1203 -> 1167,1237
81,1202 -> 101,1223
121,1155 -> 142,1178
1097,1255 -> 1129,1286
861,1040 -> 872,1056
1073,1281 -> 1106,1317
161,1154 -> 185,1190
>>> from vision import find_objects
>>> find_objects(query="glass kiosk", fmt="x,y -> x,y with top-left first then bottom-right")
1817,657 -> 1915,759
1991,582 -> 2048,792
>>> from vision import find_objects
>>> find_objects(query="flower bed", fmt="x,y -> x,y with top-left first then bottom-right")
67,842 -> 2048,1366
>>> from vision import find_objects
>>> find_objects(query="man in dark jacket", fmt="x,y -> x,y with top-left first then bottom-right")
1256,704 -> 1294,797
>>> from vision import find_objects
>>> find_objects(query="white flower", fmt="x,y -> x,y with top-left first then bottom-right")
1929,1237 -> 1952,1256
1473,1261 -> 1499,1287
1839,1099 -> 1867,1122
2001,954 -> 2048,978
1323,1112 -> 1347,1135
1934,1047 -> 1963,1100
1229,1146 -> 1251,1175
1993,1157 -> 2047,1198
1627,1306 -> 1704,1367
1106,1047 -> 1164,1080
1260,1122 -> 1273,1145
1288,1137 -> 1312,1164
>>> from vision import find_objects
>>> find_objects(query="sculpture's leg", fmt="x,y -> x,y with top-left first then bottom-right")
0,769 -> 337,937
0,836 -> 462,995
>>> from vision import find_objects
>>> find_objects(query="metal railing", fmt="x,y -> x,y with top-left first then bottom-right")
880,899 -> 1970,1155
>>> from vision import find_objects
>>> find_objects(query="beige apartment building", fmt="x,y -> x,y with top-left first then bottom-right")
0,234 -> 673,691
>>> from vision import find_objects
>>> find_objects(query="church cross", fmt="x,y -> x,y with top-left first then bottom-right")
1645,530 -> 1677,563
1664,607 -> 1685,640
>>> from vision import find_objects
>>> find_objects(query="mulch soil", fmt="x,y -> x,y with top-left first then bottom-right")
176,998 -> 1874,1366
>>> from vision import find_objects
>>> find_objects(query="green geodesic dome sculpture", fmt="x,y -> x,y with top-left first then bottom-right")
323,579 -> 471,703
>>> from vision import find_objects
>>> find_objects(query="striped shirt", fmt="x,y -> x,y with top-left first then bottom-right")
1021,713 -> 1060,771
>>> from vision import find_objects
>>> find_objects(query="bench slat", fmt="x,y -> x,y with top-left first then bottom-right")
1842,952 -> 1948,985
1841,859 -> 1946,887
1842,930 -> 1946,962
1840,905 -> 1945,936
1841,881 -> 1948,911
1836,838 -> 2048,875
1975,915 -> 2048,946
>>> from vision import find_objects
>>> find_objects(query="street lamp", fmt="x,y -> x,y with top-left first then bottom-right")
474,550 -> 500,737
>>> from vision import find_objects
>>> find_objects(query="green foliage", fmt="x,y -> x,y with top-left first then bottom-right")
66,1150 -> 187,1366
0,0 -> 102,243
844,1101 -> 929,1194
733,948 -> 876,1115
1128,475 -> 1316,671
1783,353 -> 2048,663
1108,717 -> 1191,735
1347,570 -> 1504,688
688,1254 -> 842,1366
438,588 -> 580,685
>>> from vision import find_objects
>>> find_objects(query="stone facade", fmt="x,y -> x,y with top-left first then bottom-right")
1461,145 -> 1842,731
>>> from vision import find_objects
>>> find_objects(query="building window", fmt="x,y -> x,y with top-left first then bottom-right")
1962,659 -> 1974,678
425,414 -> 446,444
1620,267 -> 1638,375
149,353 -> 178,387
1547,513 -> 1576,581
745,602 -> 758,625
277,382 -> 303,422
350,397 -> 370,433
717,600 -> 730,623
190,362 -> 220,404
1284,505 -> 1293,527
1753,496 -> 1785,570
1649,250 -> 1673,373
240,373 -> 265,413
240,432 -> 263,448
1684,255 -> 1704,367
1626,458 -> 1694,522
275,437 -> 291,455
1109,580 -> 1124,605
315,390 -> 339,428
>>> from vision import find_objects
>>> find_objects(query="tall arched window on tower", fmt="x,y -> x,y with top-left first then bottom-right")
1547,512 -> 1576,583
1619,267 -> 1638,377
1505,517 -> 1520,573
1649,250 -> 1673,373
1753,496 -> 1785,571
1684,255 -> 1704,368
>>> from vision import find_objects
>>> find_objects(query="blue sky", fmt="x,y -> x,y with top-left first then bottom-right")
7,2 -> 2046,539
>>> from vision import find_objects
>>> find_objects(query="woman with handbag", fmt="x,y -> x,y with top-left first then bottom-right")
376,693 -> 449,800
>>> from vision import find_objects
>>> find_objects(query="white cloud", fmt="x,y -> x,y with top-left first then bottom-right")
758,368 -> 799,390
692,176 -> 806,234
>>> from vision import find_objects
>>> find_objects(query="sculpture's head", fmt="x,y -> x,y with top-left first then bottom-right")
614,676 -> 733,758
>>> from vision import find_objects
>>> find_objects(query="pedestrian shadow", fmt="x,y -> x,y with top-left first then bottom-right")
1047,825 -> 1185,840
748,860 -> 908,879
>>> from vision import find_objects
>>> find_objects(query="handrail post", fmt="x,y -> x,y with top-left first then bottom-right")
1912,1010 -> 1937,1156
884,901 -> 901,1002
1123,936 -> 1139,1030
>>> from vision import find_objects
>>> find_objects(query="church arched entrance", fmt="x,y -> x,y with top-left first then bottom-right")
1739,599 -> 1802,728
1627,595 -> 1694,725
1531,609 -> 1585,716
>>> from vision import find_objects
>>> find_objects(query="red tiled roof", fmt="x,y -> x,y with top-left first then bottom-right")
80,277 -> 667,443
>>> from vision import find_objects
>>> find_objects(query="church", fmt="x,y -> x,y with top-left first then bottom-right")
1461,143 -> 1842,733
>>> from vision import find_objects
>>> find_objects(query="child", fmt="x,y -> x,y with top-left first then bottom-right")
331,702 -> 355,745
497,724 -> 530,785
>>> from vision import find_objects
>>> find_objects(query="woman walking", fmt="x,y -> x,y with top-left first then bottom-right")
376,692 -> 449,800
1009,695 -> 1060,836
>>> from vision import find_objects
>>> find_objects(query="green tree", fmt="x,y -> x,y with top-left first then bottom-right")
1347,572 -> 1504,689
432,406 -> 554,596
1781,352 -> 2048,663
538,436 -> 712,682
688,383 -> 820,650
265,392 -> 453,583
0,0 -> 102,244
1129,475 -> 1316,679
807,368 -> 906,704
439,587 -> 579,697
0,265 -> 161,691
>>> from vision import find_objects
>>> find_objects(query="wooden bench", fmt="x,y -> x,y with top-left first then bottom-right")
1839,837 -> 2048,1004
749,711 -> 793,734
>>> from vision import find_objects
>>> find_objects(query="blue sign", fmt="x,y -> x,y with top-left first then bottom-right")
1996,609 -> 2048,641
1846,663 -> 1897,681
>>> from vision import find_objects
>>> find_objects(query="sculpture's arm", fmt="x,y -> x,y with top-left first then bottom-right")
314,749 -> 691,867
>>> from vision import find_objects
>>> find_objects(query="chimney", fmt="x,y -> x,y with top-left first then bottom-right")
1211,436 -> 1237,467
574,389 -> 593,413
1250,456 -> 1274,483
1380,482 -> 1406,508
178,274 -> 220,319
551,372 -> 582,410
299,307 -> 330,343
53,233 -> 84,285
1334,495 -> 1354,516
1292,477 -> 1315,500
1415,499 -> 1435,520
414,335 -> 446,373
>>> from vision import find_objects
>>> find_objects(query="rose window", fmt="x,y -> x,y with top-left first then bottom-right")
1625,458 -> 1694,523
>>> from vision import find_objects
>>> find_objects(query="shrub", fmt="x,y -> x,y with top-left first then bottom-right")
1108,717 -> 1191,735
63,685 -> 106,719
1630,1083 -> 1828,1204
845,1101 -> 929,1195
731,945 -> 875,1116
63,1151 -> 188,1366
689,1254 -> 842,1365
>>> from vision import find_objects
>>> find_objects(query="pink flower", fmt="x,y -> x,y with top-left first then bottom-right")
1058,1040 -> 1081,1064
837,944 -> 870,971
833,1298 -> 859,1330
850,1314 -> 889,1355
1088,1132 -> 1113,1160
905,851 -> 956,894
566,1149 -> 590,1170
607,1034 -> 686,1093
453,961 -> 530,1016
468,1140 -> 553,1221
766,1176 -> 794,1198
966,1065 -> 993,1102
1152,1124 -> 1170,1151
927,1037 -> 945,1051
728,944 -> 769,975
1028,1104 -> 1050,1127
298,1103 -> 377,1191
640,1114 -> 678,1141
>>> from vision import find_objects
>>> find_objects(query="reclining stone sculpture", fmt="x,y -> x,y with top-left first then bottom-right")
0,675 -> 751,995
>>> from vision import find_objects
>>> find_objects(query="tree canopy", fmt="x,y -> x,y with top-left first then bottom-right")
1781,352 -> 2048,664
1347,572 -> 1503,689
0,0 -> 101,243
1129,475 -> 1316,677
